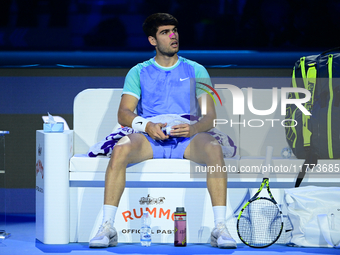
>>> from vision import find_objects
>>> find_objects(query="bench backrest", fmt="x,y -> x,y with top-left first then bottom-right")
73,89 -> 122,155
239,88 -> 289,157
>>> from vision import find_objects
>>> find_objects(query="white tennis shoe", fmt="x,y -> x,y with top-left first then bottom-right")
210,222 -> 237,248
89,221 -> 118,248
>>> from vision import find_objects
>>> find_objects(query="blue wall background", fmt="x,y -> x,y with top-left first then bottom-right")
0,0 -> 339,51
0,76 -> 125,114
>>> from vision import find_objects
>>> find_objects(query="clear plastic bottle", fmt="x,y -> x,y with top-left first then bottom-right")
140,212 -> 151,246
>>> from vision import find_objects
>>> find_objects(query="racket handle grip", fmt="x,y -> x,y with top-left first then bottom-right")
262,146 -> 273,178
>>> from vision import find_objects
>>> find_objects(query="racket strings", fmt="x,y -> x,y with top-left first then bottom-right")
238,198 -> 282,247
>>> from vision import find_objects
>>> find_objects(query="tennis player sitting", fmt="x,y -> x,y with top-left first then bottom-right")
89,13 -> 237,249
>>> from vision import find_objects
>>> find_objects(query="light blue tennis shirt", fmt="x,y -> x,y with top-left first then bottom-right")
122,56 -> 211,118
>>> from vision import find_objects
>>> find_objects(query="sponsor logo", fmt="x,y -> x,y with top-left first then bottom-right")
38,144 -> 42,156
36,159 -> 44,179
139,194 -> 165,205
122,207 -> 174,222
121,229 -> 174,234
121,194 -> 173,224
36,185 -> 44,193
180,77 -> 189,81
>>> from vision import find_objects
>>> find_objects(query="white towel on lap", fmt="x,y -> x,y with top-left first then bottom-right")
88,114 -> 237,158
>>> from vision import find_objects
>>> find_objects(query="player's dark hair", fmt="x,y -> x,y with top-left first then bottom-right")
142,13 -> 178,38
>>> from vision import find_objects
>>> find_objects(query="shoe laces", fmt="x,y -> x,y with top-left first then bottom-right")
216,222 -> 230,236
97,221 -> 111,234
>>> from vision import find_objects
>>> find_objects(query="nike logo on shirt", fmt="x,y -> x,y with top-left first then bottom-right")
180,77 -> 189,81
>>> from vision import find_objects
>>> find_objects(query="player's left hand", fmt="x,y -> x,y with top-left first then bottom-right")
169,124 -> 197,138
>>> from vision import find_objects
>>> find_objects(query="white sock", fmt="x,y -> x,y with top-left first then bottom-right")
213,206 -> 226,227
102,204 -> 118,226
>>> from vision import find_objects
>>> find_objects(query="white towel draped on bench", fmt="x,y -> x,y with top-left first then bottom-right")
88,114 -> 237,158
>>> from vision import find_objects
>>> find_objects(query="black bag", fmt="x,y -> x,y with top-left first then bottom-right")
285,47 -> 340,186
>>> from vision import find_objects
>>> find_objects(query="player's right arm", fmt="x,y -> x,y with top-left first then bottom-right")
117,94 -> 139,127
118,93 -> 169,140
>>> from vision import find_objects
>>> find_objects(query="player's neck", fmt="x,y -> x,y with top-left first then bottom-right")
154,54 -> 178,67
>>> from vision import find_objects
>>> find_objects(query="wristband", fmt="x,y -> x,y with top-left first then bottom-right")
131,116 -> 150,132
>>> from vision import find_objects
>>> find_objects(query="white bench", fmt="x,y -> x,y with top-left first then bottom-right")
36,88 -> 340,244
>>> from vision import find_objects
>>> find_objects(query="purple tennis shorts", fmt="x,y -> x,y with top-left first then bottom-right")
143,134 -> 193,159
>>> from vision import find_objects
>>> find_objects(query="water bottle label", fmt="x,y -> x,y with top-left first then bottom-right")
174,214 -> 186,221
141,234 -> 151,239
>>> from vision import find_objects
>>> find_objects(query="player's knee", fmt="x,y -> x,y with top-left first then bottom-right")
106,145 -> 131,172
112,142 -> 131,158
204,140 -> 223,158
109,142 -> 132,167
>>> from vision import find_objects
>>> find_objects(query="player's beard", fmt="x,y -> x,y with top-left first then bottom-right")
156,43 -> 179,57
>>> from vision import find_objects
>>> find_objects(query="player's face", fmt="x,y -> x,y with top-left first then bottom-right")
150,25 -> 179,57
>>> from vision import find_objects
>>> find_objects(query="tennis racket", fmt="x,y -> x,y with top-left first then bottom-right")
237,146 -> 283,248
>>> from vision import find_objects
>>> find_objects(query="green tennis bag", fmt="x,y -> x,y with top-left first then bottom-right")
285,48 -> 340,160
